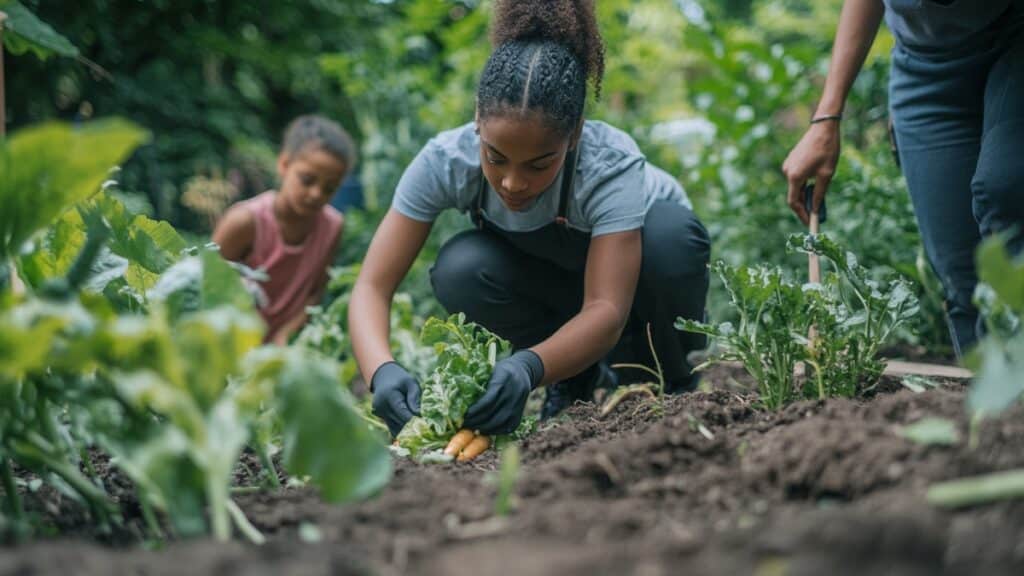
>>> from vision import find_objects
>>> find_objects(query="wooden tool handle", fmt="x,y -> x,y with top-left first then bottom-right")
808,211 -> 821,284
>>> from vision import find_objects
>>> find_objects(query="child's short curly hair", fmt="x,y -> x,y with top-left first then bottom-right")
282,115 -> 357,169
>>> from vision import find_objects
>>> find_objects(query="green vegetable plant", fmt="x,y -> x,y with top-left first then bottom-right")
1,120 -> 392,543
601,323 -> 665,417
925,236 -> 1024,510
677,233 -> 918,409
395,313 -> 511,458
790,233 -> 920,398
966,236 -> 1024,417
1,235 -> 392,542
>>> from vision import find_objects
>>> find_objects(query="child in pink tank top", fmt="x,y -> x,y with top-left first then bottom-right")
213,115 -> 354,344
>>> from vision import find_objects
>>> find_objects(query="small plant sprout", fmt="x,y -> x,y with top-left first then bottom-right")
493,445 -> 521,517
602,323 -> 664,417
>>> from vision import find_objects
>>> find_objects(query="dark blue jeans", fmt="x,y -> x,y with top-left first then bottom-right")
889,13 -> 1024,356
430,201 -> 711,392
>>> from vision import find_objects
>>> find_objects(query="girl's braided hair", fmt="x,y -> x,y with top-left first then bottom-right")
477,0 -> 605,136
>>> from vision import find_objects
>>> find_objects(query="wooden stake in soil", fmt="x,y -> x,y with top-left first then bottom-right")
806,183 -> 823,347
808,211 -> 821,284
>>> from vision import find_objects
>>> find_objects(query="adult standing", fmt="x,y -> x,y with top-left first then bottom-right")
783,0 -> 1024,356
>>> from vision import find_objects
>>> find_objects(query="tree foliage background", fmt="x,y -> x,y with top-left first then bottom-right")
4,0 -> 950,352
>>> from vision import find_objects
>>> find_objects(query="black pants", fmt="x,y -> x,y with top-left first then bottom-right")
430,201 -> 711,391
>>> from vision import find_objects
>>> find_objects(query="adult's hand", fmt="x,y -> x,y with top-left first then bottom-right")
782,121 -> 841,226
370,362 -> 422,437
463,350 -> 544,435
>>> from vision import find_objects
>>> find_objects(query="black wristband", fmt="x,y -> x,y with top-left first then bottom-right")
810,113 -> 843,125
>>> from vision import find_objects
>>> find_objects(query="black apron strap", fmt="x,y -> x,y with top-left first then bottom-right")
555,148 -> 578,227
473,169 -> 486,229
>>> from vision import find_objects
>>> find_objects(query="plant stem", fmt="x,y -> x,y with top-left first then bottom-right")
226,498 -> 265,544
493,445 -> 520,517
1,456 -> 24,524
207,476 -> 230,541
927,469 -> 1024,508
15,434 -> 116,525
138,492 -> 165,540
256,443 -> 282,489
645,323 -> 665,396
609,363 -> 662,382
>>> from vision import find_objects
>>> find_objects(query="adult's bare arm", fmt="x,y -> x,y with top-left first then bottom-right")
782,0 -> 885,225
531,229 -> 642,386
348,209 -> 432,382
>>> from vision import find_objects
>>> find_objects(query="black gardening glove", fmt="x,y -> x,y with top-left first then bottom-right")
463,350 -> 544,436
371,362 -> 422,437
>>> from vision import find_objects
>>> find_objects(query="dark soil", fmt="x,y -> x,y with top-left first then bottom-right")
4,365 -> 1024,576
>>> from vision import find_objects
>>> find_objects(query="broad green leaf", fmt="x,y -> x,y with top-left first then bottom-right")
0,310 -> 65,379
19,192 -> 185,296
82,248 -> 129,293
175,307 -> 263,410
16,208 -> 85,287
967,338 -> 1024,416
900,417 -> 960,446
0,120 -> 148,260
200,250 -> 254,312
976,237 -> 1024,312
276,350 -> 392,502
0,1 -> 78,60
83,194 -> 186,294
148,250 -> 255,319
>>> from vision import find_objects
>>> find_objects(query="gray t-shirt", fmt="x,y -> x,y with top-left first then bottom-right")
883,0 -> 1013,53
392,120 -> 690,237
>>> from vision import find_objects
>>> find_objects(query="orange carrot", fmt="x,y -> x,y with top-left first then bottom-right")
444,429 -> 476,457
457,435 -> 491,462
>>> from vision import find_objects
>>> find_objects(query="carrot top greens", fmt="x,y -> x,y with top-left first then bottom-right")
395,314 -> 511,458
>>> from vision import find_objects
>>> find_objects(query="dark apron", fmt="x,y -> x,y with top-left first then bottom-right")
470,149 -> 591,272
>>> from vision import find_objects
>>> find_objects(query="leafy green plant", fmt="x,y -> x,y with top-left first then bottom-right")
679,7 -> 949,354
395,313 -> 511,458
790,233 -> 920,397
0,120 -> 148,261
922,237 -> 1024,510
966,236 -> 1024,417
677,261 -> 811,409
677,233 -> 918,409
2,235 -> 393,542
18,190 -> 187,311
493,444 -> 520,517
601,323 -> 667,417
1,120 -> 392,543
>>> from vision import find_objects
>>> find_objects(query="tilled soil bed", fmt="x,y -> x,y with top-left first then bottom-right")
3,366 -> 1024,576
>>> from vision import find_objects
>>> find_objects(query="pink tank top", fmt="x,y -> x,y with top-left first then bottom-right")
240,192 -> 343,342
